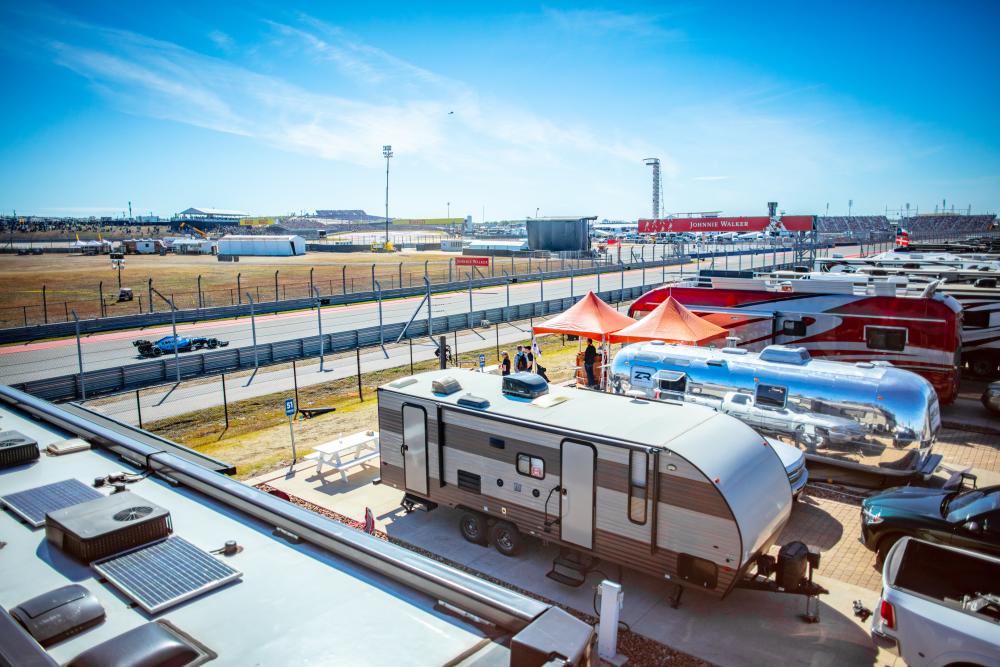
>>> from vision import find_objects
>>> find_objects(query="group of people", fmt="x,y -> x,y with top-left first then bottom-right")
500,342 -> 549,382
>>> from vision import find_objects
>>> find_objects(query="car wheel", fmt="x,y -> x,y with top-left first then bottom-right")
875,534 -> 902,569
152,347 -> 162,357
459,512 -> 487,545
208,339 -> 218,349
489,521 -> 523,557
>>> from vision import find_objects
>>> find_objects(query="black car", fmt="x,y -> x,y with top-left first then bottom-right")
860,484 -> 1000,566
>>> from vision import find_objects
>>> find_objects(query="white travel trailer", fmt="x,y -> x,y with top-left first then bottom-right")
378,368 -> 799,600
610,342 -> 942,487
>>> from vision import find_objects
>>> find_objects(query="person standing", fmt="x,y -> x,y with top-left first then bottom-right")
584,339 -> 598,388
500,351 -> 511,376
514,345 -> 529,373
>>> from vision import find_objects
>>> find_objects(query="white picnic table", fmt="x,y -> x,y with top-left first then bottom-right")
305,431 -> 380,482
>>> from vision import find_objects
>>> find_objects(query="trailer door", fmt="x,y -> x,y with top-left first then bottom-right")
401,404 -> 428,495
560,440 -> 596,550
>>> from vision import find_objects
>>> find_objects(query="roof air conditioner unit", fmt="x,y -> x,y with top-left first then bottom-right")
431,377 -> 462,395
502,372 -> 548,399
0,431 -> 39,469
46,493 -> 172,562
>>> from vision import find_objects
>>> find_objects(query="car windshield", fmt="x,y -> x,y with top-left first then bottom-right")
944,488 -> 999,520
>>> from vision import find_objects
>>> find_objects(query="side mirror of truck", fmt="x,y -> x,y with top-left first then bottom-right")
963,521 -> 981,534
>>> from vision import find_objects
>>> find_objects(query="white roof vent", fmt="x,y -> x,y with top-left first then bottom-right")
759,346 -> 811,365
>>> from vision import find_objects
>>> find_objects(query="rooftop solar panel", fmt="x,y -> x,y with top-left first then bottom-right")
1,478 -> 103,528
92,536 -> 242,614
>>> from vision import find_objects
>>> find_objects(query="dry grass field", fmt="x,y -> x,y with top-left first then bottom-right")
0,250 -> 582,327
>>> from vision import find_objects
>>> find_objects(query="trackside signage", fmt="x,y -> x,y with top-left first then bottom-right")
638,215 -> 814,234
455,256 -> 490,266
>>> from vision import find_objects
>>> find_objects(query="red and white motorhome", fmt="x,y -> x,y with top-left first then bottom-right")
629,278 -> 963,404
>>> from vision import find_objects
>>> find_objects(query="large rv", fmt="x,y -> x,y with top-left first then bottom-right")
765,269 -> 1000,378
377,368 -> 793,599
628,279 -> 963,403
610,342 -> 942,487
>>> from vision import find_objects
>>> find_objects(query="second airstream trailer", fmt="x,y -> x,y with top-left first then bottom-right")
610,342 -> 942,487
377,368 -> 794,599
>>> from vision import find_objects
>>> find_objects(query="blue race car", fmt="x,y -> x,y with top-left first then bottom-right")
133,335 -> 228,358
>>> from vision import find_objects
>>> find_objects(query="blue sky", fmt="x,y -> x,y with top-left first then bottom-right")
1,1 -> 998,220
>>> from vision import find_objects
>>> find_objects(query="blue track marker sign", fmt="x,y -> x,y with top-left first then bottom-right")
479,354 -> 486,370
284,398 -> 296,416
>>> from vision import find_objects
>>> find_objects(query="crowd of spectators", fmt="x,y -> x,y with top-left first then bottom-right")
900,214 -> 996,235
816,215 -> 892,237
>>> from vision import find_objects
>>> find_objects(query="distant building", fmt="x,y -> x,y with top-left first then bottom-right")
218,234 -> 306,256
526,216 -> 596,252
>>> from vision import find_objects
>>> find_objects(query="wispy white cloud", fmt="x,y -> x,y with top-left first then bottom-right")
207,29 -> 234,52
543,7 -> 684,40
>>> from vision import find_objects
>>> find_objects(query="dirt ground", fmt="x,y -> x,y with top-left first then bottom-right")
146,333 -> 583,479
0,249 -> 588,326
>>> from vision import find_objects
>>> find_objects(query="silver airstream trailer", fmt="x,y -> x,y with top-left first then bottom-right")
610,342 -> 942,487
377,368 -> 795,599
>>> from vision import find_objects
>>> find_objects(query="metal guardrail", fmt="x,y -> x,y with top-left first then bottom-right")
11,285 -> 652,403
0,256 -> 687,345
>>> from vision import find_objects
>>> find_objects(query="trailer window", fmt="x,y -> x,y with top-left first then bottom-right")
865,326 -> 907,352
628,451 -> 648,524
781,319 -> 807,336
516,453 -> 545,480
755,384 -> 787,408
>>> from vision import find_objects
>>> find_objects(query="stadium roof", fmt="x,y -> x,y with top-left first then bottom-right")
179,207 -> 248,217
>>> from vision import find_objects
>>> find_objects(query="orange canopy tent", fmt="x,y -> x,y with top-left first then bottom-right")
607,296 -> 728,345
531,291 -> 636,338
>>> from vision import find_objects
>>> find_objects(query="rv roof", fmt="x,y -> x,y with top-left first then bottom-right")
0,396 -> 528,665
625,342 -> 893,381
380,368 -> 726,454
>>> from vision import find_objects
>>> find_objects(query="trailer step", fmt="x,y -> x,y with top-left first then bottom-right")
400,494 -> 438,514
546,549 -> 599,588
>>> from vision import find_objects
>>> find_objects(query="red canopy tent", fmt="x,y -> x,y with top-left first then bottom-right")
607,296 -> 728,345
532,291 -> 635,338
532,291 -> 635,388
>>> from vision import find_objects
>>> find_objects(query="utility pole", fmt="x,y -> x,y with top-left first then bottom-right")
383,144 -> 393,246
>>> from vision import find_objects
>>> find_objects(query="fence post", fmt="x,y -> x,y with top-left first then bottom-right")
356,332 -> 363,401
221,373 -> 229,429
237,273 -> 242,304
453,330 -> 459,367
99,281 -> 105,318
341,266 -> 346,294
247,293 -> 259,370
409,338 -> 414,375
313,287 -> 325,372
197,275 -> 203,309
42,285 -> 48,324
22,306 -> 27,327
495,323 -> 500,360
72,310 -> 85,400
274,270 -> 279,301
135,390 -> 143,429
148,278 -> 153,313
309,267 -> 314,297
292,360 -> 300,409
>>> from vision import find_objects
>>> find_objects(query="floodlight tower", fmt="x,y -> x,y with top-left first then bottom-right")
644,158 -> 661,220
382,144 -> 393,245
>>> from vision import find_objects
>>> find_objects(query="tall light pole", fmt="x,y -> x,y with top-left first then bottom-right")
383,144 -> 393,246
447,201 -> 450,220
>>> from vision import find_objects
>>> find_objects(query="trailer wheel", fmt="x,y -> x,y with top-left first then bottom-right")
489,521 -> 523,557
967,354 -> 999,379
459,512 -> 487,545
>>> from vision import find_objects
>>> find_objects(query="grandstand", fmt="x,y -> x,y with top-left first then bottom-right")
901,214 -> 996,236
816,215 -> 892,238
314,209 -> 386,222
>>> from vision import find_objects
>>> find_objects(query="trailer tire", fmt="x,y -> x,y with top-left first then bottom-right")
967,354 -> 999,379
459,512 -> 487,545
489,521 -> 523,557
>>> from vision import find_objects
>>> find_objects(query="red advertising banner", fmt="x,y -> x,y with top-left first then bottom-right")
455,256 -> 490,266
638,215 -> 814,234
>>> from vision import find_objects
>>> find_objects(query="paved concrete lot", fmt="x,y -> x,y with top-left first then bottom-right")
247,398 -> 997,665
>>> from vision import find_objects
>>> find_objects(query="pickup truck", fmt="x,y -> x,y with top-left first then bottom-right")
871,536 -> 1000,666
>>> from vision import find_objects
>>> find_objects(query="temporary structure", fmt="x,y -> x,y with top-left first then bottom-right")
608,296 -> 727,345
532,291 -> 635,387
531,291 -> 635,338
